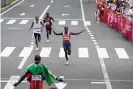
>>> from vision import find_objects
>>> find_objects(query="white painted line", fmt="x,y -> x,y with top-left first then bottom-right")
85,21 -> 91,25
40,47 -> 52,57
58,21 -> 66,25
115,48 -> 129,59
96,46 -> 99,48
59,48 -> 65,57
30,45 -> 34,48
91,37 -> 95,39
78,48 -> 89,58
8,28 -> 24,29
30,5 -> 34,7
1,17 -> 34,19
92,40 -> 96,42
91,82 -> 106,84
0,19 -> 4,23
4,76 -> 20,89
31,42 -> 34,45
18,47 -> 33,69
20,12 -> 25,16
87,30 -> 91,32
1,0 -> 24,15
80,0 -> 85,23
0,47 -> 15,57
6,20 -> 16,24
97,48 -> 109,58
64,5 -> 70,7
90,35 -> 94,37
62,13 -> 70,16
51,0 -> 54,3
19,20 -> 29,24
71,21 -> 78,25
39,5 -> 51,19
19,47 -> 33,57
94,42 -> 98,45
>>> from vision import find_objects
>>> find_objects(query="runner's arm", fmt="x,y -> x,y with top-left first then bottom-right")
13,71 -> 30,87
29,22 -> 34,31
53,30 -> 63,35
70,29 -> 85,35
50,17 -> 55,22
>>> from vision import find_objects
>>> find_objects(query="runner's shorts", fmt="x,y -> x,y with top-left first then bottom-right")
62,43 -> 71,48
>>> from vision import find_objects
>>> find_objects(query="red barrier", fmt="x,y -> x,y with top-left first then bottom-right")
117,15 -> 122,32
113,13 -> 119,31
132,22 -> 133,41
124,19 -> 132,40
120,17 -> 126,35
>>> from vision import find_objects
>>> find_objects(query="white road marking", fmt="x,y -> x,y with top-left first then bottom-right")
115,48 -> 129,59
0,19 -> 4,23
0,0 -> 24,15
71,21 -> 78,25
31,42 -> 34,45
94,42 -> 98,45
87,30 -> 91,32
97,48 -> 109,58
62,13 -> 70,16
8,28 -> 24,29
91,37 -> 95,39
51,0 -> 54,3
6,20 -> 16,24
85,21 -> 91,25
0,47 -> 15,57
30,5 -> 34,7
19,20 -> 29,24
18,47 -> 33,69
59,48 -> 65,57
30,45 -> 34,48
2,17 -> 34,19
80,0 -> 85,23
64,5 -> 70,7
78,48 -> 89,58
91,82 -> 106,84
40,47 -> 52,57
4,76 -> 20,89
90,35 -> 94,37
96,46 -> 100,48
20,12 -> 25,16
58,21 -> 66,25
39,5 -> 51,19
92,40 -> 96,42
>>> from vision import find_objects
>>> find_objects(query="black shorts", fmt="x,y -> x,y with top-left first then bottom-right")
46,27 -> 52,35
34,33 -> 41,40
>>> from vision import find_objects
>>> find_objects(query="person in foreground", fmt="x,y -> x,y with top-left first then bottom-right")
53,26 -> 86,65
13,55 -> 63,89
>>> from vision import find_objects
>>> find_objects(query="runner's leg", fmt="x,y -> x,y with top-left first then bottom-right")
34,33 -> 38,48
63,47 -> 68,61
38,33 -> 41,42
46,27 -> 49,40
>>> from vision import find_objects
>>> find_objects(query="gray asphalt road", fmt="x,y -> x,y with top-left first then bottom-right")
1,0 -> 133,89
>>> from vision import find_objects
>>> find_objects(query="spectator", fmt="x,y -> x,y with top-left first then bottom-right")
124,3 -> 133,20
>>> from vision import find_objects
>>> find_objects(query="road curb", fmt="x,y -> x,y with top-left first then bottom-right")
1,0 -> 22,13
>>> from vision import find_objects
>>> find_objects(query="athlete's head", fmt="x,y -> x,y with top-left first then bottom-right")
35,16 -> 39,21
46,12 -> 49,17
34,55 -> 41,64
64,26 -> 68,33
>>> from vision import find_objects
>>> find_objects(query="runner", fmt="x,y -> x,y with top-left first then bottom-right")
29,16 -> 44,50
53,26 -> 86,65
43,12 -> 55,42
13,55 -> 63,89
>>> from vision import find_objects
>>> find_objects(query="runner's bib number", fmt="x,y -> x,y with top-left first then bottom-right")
63,37 -> 69,40
32,75 -> 42,80
35,28 -> 41,32
45,22 -> 50,25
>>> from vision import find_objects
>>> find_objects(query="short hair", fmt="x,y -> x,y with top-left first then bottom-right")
34,55 -> 41,61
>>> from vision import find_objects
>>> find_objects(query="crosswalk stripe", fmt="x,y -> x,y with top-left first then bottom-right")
19,47 -> 33,57
59,48 -> 65,57
71,21 -> 78,25
85,21 -> 91,25
115,48 -> 129,59
78,48 -> 89,58
6,20 -> 16,24
0,19 -> 4,23
4,76 -> 20,89
58,21 -> 66,25
19,20 -> 29,24
0,47 -> 15,57
97,48 -> 109,58
40,47 -> 52,57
